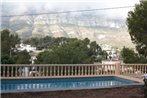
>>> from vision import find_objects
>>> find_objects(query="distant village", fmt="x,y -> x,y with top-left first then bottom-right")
16,42 -> 123,65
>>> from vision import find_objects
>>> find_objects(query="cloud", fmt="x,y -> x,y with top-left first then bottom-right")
2,0 -> 140,19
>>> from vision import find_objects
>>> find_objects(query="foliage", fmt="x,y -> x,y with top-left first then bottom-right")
121,47 -> 147,63
14,50 -> 31,64
1,29 -> 107,64
1,29 -> 20,56
23,36 -> 73,50
1,55 -> 15,64
1,29 -> 20,64
36,38 -> 107,64
127,1 -> 147,58
1,29 -> 31,64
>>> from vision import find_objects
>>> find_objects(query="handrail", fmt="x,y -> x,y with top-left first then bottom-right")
121,64 -> 147,65
1,64 -> 115,66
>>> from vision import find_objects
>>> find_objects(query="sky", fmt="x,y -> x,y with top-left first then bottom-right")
1,0 -> 140,3
1,0 -> 140,19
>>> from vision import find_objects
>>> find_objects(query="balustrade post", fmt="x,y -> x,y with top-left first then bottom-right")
79,66 -> 81,75
110,65 -> 112,74
42,66 -> 44,76
7,66 -> 9,77
91,66 -> 93,75
68,66 -> 70,76
51,66 -> 53,76
39,66 -> 41,76
88,66 -> 90,75
75,66 -> 77,76
3,66 -> 5,77
71,66 -> 73,76
15,66 -> 17,77
141,65 -> 143,74
78,66 -> 80,75
54,66 -> 56,76
57,66 -> 60,76
46,66 -> 49,76
64,66 -> 67,76
94,66 -> 97,75
115,63 -> 121,75
61,66 -> 63,76
85,66 -> 87,75
11,66 -> 13,77
81,65 -> 84,75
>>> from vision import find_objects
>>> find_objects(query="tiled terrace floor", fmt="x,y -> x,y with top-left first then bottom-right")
1,86 -> 144,98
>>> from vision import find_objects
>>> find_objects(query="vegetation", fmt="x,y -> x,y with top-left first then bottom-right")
121,47 -> 138,63
1,29 -> 30,64
14,50 -> 31,64
124,1 -> 147,64
23,36 -> 72,50
127,1 -> 147,58
1,29 -> 20,55
121,47 -> 147,63
1,29 -> 107,64
1,29 -> 20,64
36,38 -> 107,64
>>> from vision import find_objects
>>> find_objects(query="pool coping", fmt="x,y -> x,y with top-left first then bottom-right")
116,75 -> 144,83
1,75 -> 144,83
1,75 -> 115,79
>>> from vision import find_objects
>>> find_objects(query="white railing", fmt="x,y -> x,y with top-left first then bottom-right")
1,64 -> 116,78
1,64 -> 147,79
121,64 -> 147,75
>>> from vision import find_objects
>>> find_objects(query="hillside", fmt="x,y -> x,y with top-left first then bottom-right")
1,3 -> 135,48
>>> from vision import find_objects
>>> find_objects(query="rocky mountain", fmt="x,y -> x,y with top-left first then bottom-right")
1,3 -> 135,48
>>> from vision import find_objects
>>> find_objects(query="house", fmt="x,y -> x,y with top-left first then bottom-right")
16,43 -> 36,52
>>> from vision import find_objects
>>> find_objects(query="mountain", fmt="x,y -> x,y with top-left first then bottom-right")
1,3 -> 135,49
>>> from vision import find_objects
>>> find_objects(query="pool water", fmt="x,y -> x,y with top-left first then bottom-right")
1,76 -> 140,93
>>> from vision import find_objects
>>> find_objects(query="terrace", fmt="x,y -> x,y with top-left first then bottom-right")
1,64 -> 147,98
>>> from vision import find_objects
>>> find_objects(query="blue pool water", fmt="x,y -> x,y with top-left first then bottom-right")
1,76 -> 140,93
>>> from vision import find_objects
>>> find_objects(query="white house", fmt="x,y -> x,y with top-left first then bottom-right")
100,44 -> 120,60
16,43 -> 36,52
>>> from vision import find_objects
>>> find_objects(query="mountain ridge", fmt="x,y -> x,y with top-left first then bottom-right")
1,4 -> 135,49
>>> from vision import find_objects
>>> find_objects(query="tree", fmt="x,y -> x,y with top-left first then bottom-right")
15,50 -> 31,64
1,29 -> 31,64
23,36 -> 72,50
121,47 -> 147,63
1,29 -> 20,56
1,55 -> 15,64
36,38 -> 106,64
23,37 -> 40,47
36,39 -> 88,64
1,29 -> 20,64
127,1 -> 147,58
121,47 -> 139,63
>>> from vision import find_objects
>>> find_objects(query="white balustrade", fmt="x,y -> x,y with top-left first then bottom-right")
1,64 -> 147,79
120,64 -> 147,75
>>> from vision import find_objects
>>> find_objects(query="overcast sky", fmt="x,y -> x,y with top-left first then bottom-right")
1,0 -> 140,19
2,0 -> 140,3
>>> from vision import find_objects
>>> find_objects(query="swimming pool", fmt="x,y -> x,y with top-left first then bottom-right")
1,76 -> 141,93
